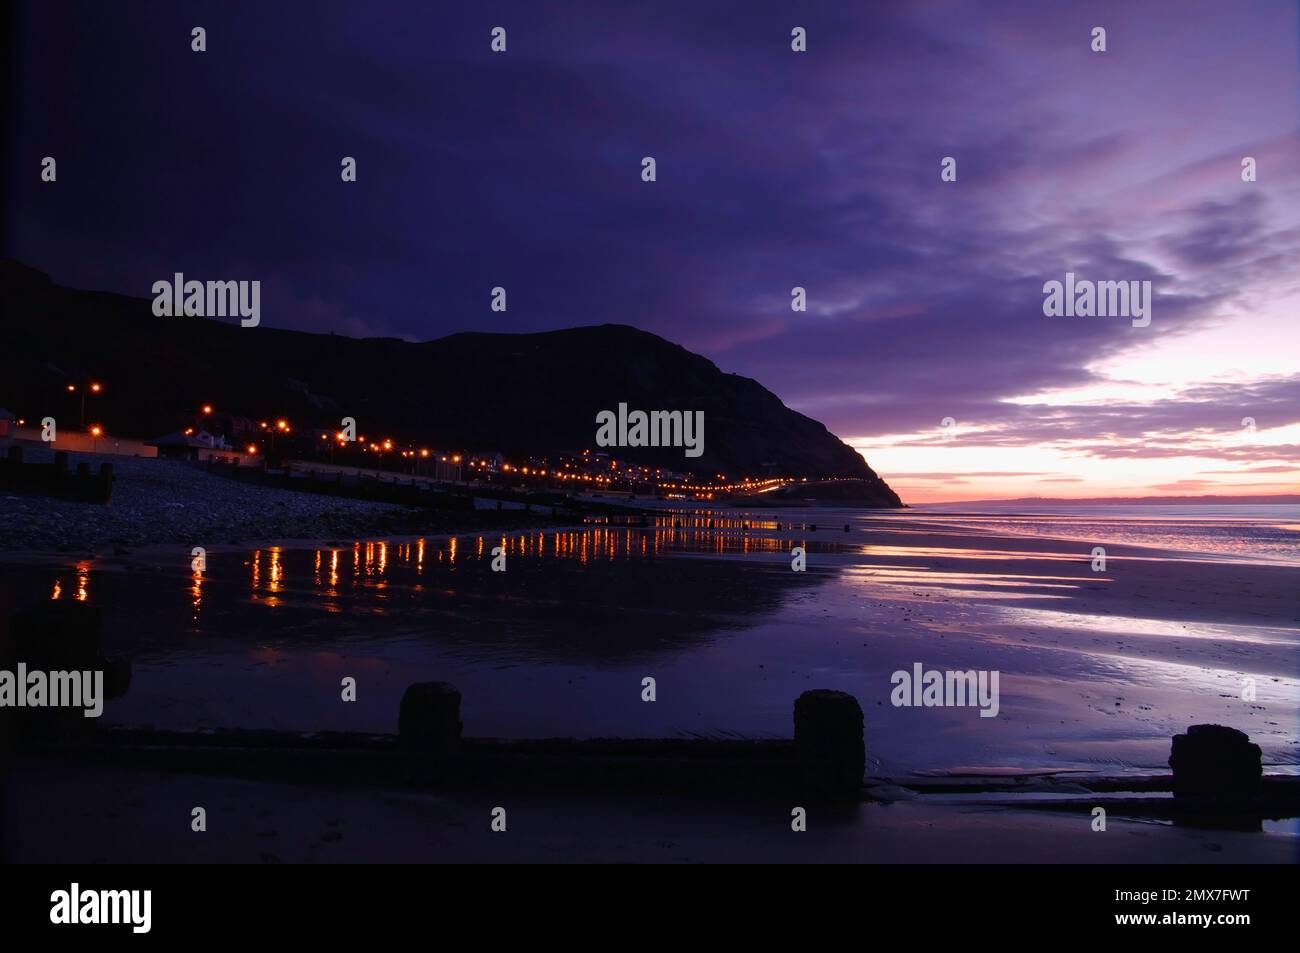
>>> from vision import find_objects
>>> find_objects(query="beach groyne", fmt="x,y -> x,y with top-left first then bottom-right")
6,601 -> 1295,827
206,458 -> 478,511
0,446 -> 114,503
25,684 -> 872,799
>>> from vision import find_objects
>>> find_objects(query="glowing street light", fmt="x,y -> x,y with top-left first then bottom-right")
68,380 -> 104,431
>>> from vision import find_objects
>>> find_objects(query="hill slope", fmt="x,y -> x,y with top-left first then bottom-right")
0,262 -> 902,506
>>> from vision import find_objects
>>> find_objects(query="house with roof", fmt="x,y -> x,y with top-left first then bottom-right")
146,428 -> 240,462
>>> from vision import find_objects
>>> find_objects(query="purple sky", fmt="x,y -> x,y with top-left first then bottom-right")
4,0 -> 1298,499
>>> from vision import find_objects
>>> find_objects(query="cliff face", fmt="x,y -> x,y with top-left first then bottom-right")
1,262 -> 902,505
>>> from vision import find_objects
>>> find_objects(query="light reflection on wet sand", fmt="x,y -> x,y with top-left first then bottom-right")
20,507 -> 1299,775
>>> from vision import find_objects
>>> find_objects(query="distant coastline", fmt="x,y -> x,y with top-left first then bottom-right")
916,493 -> 1300,507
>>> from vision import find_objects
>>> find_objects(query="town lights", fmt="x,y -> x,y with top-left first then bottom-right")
202,405 -> 213,415
276,420 -> 288,431
90,383 -> 102,393
90,426 -> 102,437
246,444 -> 257,454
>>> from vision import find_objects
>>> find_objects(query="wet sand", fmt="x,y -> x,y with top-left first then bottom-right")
2,506 -> 1297,863
3,509 -> 1297,776
6,762 -> 1296,864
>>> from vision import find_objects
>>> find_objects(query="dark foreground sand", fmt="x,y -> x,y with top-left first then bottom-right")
4,763 -> 1294,864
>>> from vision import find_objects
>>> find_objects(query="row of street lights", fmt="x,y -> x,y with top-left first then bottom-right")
65,380 -> 103,431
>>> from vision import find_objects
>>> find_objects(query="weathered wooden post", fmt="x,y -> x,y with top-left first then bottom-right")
399,682 -> 462,753
12,602 -> 104,747
1169,724 -> 1261,799
98,461 -> 114,503
794,689 -> 865,796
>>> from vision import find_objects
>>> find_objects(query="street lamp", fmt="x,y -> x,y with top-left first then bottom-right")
68,380 -> 104,431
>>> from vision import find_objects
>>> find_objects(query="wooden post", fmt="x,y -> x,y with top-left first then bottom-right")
98,462 -> 114,503
1170,725 -> 1261,799
399,682 -> 462,753
794,689 -> 865,796
11,602 -> 104,747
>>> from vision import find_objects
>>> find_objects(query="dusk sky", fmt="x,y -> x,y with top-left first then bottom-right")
5,0 -> 1298,502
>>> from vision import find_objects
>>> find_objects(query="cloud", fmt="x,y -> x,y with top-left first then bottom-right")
3,0 -> 1296,477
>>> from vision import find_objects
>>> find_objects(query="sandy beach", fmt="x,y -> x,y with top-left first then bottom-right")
10,509 -> 1292,773
3,487 -> 1297,863
6,761 -> 1295,864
